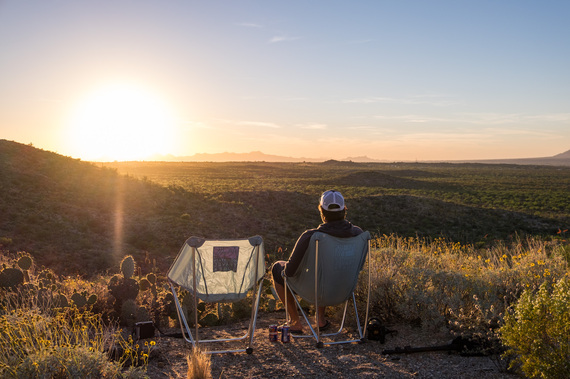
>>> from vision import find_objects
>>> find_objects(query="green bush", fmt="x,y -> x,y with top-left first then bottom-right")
500,278 -> 570,378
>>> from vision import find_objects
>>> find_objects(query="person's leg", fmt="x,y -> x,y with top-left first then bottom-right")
271,262 -> 302,331
274,281 -> 303,330
316,306 -> 327,328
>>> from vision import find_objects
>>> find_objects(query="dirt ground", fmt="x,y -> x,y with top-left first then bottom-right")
144,311 -> 515,378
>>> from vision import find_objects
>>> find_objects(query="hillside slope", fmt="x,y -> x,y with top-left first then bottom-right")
0,140 -> 226,275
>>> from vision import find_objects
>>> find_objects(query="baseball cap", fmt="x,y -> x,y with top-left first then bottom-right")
320,190 -> 345,212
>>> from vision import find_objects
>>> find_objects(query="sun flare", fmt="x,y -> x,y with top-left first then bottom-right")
66,84 -> 176,161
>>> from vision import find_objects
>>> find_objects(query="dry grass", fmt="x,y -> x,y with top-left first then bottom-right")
186,348 -> 212,379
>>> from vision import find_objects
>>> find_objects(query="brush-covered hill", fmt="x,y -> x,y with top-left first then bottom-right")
0,140 -> 267,276
1,140 -> 566,277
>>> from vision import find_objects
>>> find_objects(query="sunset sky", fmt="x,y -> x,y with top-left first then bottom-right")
1,1 -> 569,161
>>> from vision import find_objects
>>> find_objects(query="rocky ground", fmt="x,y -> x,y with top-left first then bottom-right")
144,311 -> 515,378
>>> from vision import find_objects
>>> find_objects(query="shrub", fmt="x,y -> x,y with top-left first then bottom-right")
0,288 -> 151,378
366,234 -> 568,338
500,278 -> 570,378
14,346 -> 121,378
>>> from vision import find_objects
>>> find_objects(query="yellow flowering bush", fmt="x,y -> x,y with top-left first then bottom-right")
500,278 -> 570,378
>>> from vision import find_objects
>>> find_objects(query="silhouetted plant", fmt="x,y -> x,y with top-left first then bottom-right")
108,255 -> 140,325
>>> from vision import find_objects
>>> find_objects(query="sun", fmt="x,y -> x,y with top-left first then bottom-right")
66,83 -> 176,161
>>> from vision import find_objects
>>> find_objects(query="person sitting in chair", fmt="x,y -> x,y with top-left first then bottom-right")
271,189 -> 363,333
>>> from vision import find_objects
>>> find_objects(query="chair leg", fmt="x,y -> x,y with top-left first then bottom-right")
245,281 -> 263,353
169,282 -> 196,347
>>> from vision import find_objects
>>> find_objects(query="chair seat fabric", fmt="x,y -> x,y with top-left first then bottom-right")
287,231 -> 370,306
168,236 -> 265,302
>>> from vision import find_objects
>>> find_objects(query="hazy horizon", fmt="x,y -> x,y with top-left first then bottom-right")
1,1 -> 569,162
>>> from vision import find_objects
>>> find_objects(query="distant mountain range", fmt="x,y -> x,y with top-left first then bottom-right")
149,150 -> 570,166
150,151 -> 391,163
448,149 -> 570,166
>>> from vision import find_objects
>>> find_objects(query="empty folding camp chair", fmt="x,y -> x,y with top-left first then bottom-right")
284,231 -> 371,347
167,236 -> 265,354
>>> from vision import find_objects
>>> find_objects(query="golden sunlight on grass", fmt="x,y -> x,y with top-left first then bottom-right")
65,83 -> 176,161
186,348 -> 212,379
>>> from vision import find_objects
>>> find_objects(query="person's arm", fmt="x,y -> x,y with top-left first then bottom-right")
283,230 -> 314,277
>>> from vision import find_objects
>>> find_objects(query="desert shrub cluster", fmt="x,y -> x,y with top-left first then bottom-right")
0,253 -> 158,378
500,278 -> 570,378
360,233 -> 569,377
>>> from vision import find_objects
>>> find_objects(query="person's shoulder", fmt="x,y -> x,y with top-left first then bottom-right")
350,222 -> 364,235
298,228 -> 319,241
301,227 -> 319,236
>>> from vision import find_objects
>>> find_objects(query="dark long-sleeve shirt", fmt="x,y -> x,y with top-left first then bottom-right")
283,219 -> 363,278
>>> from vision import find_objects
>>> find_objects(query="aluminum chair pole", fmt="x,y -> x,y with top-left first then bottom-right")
247,244 -> 261,346
284,275 -> 289,326
169,281 -> 196,346
363,238 -> 371,339
192,246 -> 199,342
315,239 -> 320,345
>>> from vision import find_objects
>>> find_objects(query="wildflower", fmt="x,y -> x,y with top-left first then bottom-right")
530,263 -> 535,267
544,269 -> 551,277
150,341 -> 156,346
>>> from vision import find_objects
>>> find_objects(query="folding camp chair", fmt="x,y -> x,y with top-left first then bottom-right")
284,231 -> 371,347
167,236 -> 265,354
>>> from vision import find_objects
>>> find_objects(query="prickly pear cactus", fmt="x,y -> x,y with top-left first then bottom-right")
71,292 -> 87,308
87,294 -> 97,305
120,256 -> 136,279
17,255 -> 33,271
54,293 -> 69,308
108,256 -> 140,320
139,278 -> 151,291
121,298 -> 138,327
17,255 -> 33,282
146,273 -> 156,284
109,276 -> 139,303
0,267 -> 24,288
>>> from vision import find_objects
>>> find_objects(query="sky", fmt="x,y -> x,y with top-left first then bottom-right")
1,0 -> 569,161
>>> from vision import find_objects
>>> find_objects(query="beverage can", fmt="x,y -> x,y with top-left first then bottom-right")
268,325 -> 278,342
281,325 -> 290,343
